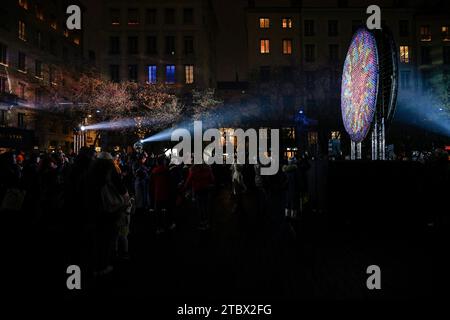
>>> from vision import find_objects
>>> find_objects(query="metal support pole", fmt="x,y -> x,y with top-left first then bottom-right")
356,142 -> 362,160
351,140 -> 356,160
380,117 -> 385,160
372,122 -> 378,160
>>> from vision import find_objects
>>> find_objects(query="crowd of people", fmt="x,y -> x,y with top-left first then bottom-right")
0,147 -> 312,278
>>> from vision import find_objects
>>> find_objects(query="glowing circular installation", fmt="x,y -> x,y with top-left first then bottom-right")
341,28 -> 379,142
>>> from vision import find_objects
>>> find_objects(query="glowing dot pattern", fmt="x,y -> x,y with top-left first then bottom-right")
341,28 -> 379,143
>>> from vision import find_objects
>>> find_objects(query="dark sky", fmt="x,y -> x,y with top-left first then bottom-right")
211,0 -> 248,82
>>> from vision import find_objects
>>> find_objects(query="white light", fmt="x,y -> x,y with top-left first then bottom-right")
80,125 -> 86,131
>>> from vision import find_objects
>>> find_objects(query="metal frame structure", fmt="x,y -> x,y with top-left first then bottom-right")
343,26 -> 398,160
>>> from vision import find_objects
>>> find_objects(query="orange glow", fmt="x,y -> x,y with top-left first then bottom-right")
282,18 -> 292,29
260,39 -> 270,54
443,26 -> 450,41
259,18 -> 270,29
400,46 -> 409,63
283,39 -> 292,54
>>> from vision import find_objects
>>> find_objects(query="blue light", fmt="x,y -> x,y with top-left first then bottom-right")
148,65 -> 157,84
166,65 -> 175,84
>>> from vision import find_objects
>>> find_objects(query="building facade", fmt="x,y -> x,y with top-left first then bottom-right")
215,0 -> 450,156
0,0 -> 86,153
87,0 -> 217,90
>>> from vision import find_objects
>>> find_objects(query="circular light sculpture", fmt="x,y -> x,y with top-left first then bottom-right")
341,28 -> 379,143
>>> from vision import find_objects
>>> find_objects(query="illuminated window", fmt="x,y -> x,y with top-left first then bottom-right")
420,25 -> 431,42
148,65 -> 157,83
308,131 -> 318,145
110,9 -> 120,25
282,39 -> 292,54
128,8 -> 139,25
63,29 -> 69,38
282,18 -> 292,29
73,37 -> 80,45
442,26 -> 450,41
259,18 -> 270,28
0,43 -> 7,65
331,131 -> 341,139
166,65 -> 175,84
400,46 -> 410,63
185,65 -> 194,84
19,20 -> 26,41
260,39 -> 270,54
18,0 -> 28,10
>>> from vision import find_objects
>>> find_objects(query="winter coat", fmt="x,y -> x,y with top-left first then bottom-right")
133,163 -> 149,209
150,165 -> 170,203
184,164 -> 215,194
